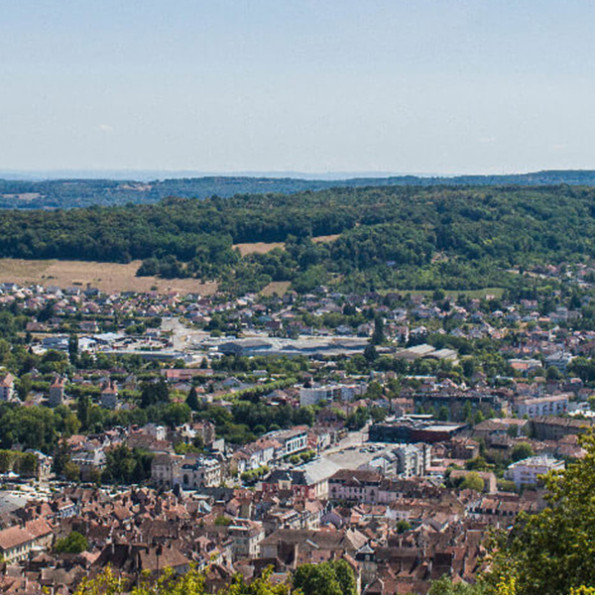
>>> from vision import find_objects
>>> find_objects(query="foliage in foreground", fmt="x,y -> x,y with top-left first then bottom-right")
431,430 -> 595,595
72,559 -> 360,595
70,432 -> 595,594
73,566 -> 291,595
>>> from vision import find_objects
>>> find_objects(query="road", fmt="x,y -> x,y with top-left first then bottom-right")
161,317 -> 209,352
322,424 -> 375,470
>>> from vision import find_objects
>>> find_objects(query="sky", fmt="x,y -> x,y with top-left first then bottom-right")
2,0 -> 595,176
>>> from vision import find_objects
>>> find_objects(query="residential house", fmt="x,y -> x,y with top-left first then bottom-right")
0,373 -> 15,401
100,380 -> 119,410
49,376 -> 65,407
329,469 -> 383,503
0,519 -> 53,563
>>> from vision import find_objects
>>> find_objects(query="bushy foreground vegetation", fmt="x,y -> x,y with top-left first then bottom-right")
74,432 -> 595,594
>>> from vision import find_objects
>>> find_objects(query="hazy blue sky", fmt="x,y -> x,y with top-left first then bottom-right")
2,0 -> 594,175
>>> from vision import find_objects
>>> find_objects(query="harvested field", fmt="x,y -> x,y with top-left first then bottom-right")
0,259 -> 218,295
234,234 -> 340,256
260,281 -> 291,296
312,234 -> 340,243
233,242 -> 284,256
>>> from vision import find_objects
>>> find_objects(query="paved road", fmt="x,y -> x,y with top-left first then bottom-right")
161,317 -> 209,352
322,425 -> 375,470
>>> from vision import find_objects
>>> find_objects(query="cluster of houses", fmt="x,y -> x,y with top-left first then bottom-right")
0,260 -> 591,592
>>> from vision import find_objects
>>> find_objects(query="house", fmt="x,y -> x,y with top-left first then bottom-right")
49,376 -> 65,407
259,528 -> 367,567
0,519 -> 53,563
450,438 -> 480,460
329,469 -> 383,503
0,373 -> 15,401
93,543 -> 190,577
71,449 -> 107,481
151,454 -> 179,488
529,416 -> 593,441
262,459 -> 340,499
100,380 -> 119,410
229,521 -> 265,560
176,456 -> 222,489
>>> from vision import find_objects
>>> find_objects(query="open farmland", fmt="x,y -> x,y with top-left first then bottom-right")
233,241 -> 285,256
311,233 -> 341,243
260,281 -> 291,296
234,235 -> 340,256
0,259 -> 218,294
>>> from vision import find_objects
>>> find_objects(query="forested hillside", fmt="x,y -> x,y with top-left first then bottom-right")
4,170 -> 595,209
0,185 -> 593,294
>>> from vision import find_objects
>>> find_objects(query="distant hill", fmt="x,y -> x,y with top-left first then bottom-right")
0,184 -> 592,294
2,170 -> 595,209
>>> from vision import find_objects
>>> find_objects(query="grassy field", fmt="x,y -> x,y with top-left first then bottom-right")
311,234 -> 341,243
233,242 -> 284,256
0,259 -> 218,294
390,287 -> 505,299
234,234 -> 340,256
260,281 -> 291,296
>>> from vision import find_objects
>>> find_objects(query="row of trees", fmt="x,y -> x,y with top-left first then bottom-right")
74,560 -> 357,595
0,185 -> 592,292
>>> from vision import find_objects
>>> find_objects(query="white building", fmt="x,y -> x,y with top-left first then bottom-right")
515,394 -> 569,418
299,383 -> 366,406
233,438 -> 278,474
506,455 -> 564,488
271,427 -> 309,457
393,443 -> 432,478
176,456 -> 221,489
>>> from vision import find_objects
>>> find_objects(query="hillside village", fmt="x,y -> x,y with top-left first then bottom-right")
0,260 -> 592,593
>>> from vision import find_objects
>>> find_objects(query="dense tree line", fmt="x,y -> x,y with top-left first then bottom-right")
4,171 -> 595,209
0,185 -> 592,293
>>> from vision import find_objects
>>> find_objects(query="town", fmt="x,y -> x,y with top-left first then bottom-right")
0,258 -> 592,593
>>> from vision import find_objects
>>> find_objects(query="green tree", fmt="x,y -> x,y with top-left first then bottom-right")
54,531 -> 88,554
140,379 -> 169,407
68,334 -> 79,366
371,315 -> 385,346
16,373 -> 32,401
293,560 -> 357,595
186,386 -> 200,411
461,472 -> 484,492
77,395 -> 91,431
72,564 -> 290,595
510,442 -> 534,462
63,460 -> 80,482
363,343 -> 378,363
480,430 -> 595,594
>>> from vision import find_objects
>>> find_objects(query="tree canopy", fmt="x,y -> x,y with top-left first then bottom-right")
0,185 -> 592,294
